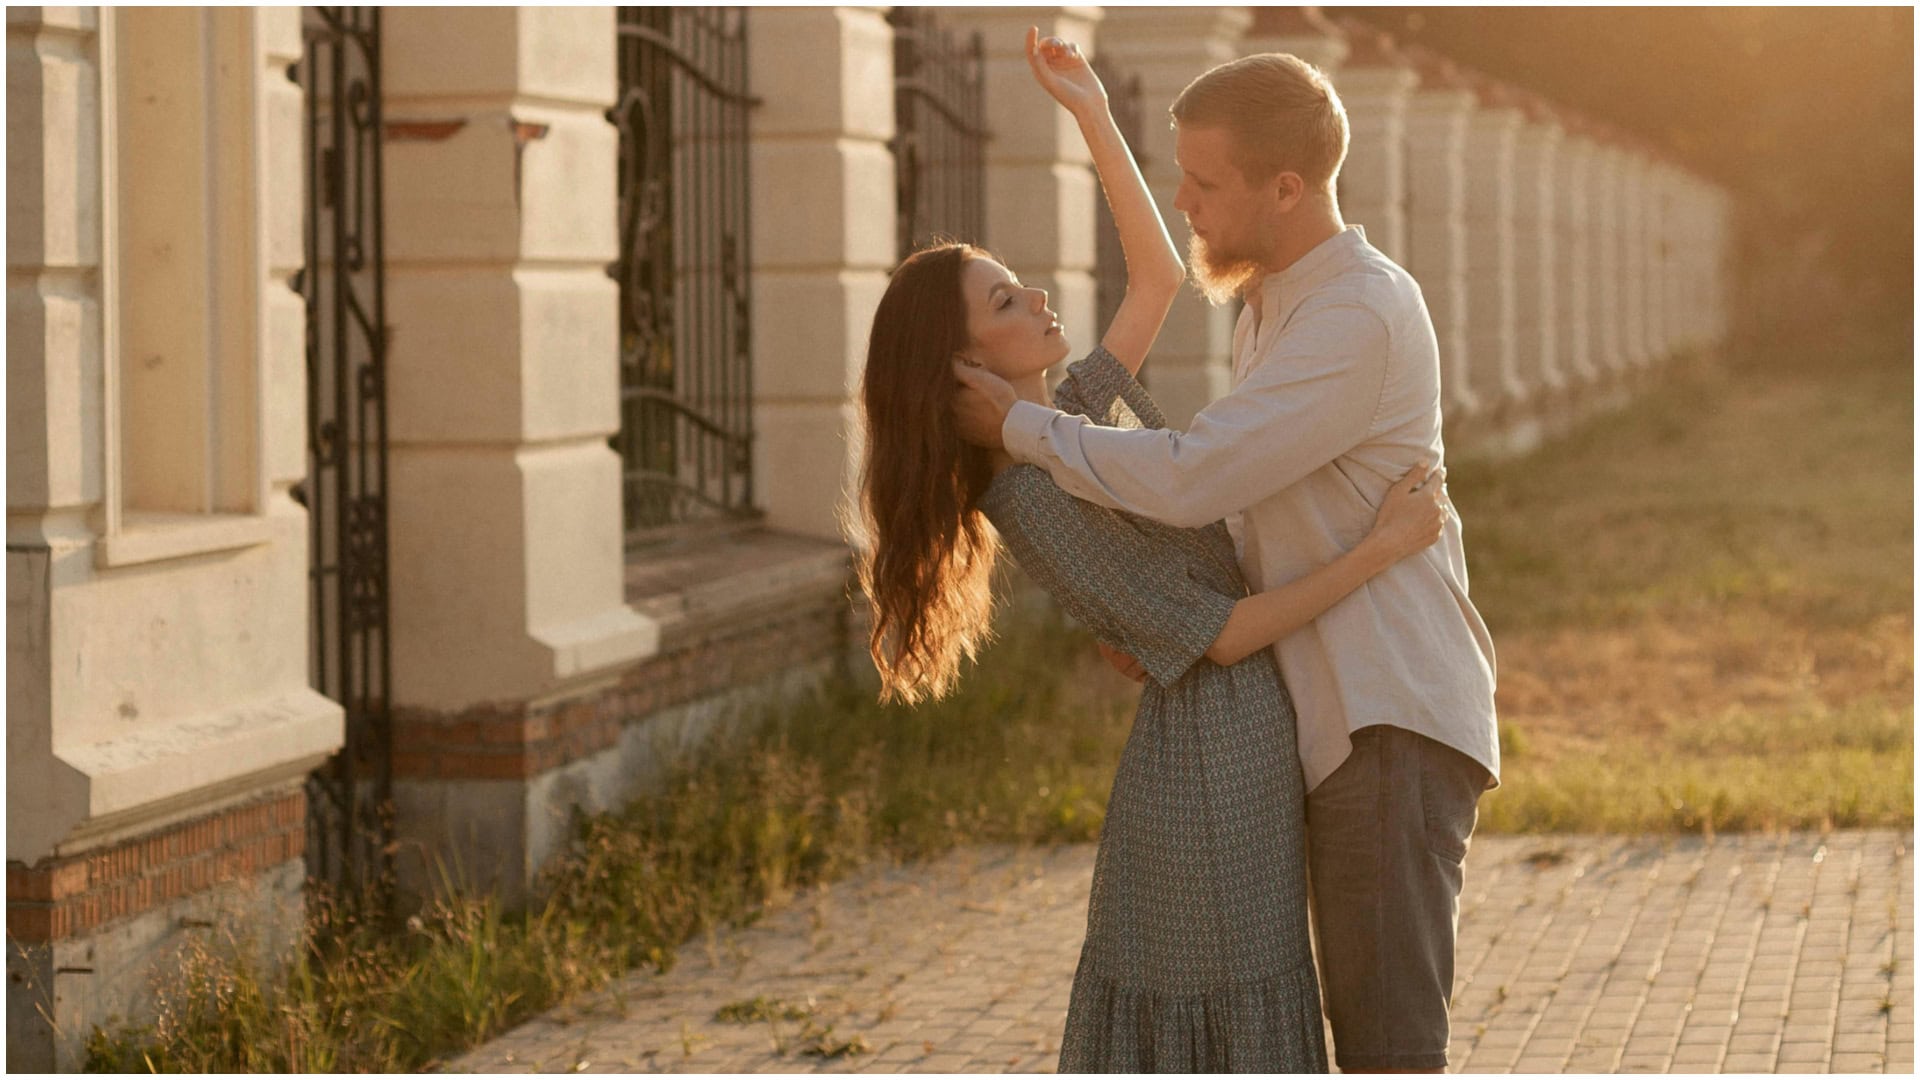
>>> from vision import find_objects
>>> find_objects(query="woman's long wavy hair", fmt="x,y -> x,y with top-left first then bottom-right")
853,242 -> 999,704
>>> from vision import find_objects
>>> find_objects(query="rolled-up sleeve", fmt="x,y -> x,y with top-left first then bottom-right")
1003,300 -> 1391,529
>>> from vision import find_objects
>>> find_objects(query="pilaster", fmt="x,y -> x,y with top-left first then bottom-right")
1460,78 -> 1521,439
1553,118 -> 1600,403
1242,6 -> 1349,74
1330,21 -> 1416,263
941,7 -> 1103,362
1510,93 -> 1564,444
1586,137 -> 1630,401
1401,51 -> 1477,427
1095,5 -> 1252,426
747,6 -> 895,540
7,9 -> 335,1068
380,7 -> 656,712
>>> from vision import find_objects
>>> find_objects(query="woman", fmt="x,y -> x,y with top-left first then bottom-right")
854,31 -> 1449,1072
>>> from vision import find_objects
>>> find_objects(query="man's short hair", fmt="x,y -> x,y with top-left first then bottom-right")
1170,53 -> 1350,193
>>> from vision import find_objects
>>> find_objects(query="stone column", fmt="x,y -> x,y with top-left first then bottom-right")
1709,186 -> 1733,349
1461,75 -> 1521,444
1641,151 -> 1669,368
748,7 -> 895,540
379,8 -> 656,896
381,8 -> 654,711
1586,134 -> 1629,405
1329,20 -> 1417,264
942,7 -> 1103,360
1683,174 -> 1710,354
1552,112 -> 1600,411
1097,5 -> 1252,427
1615,145 -> 1649,382
8,8 -> 333,1067
1509,91 -> 1563,448
1243,6 -> 1348,73
1401,49 -> 1478,427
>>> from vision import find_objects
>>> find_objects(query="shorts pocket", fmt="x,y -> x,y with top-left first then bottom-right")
1419,738 -> 1480,864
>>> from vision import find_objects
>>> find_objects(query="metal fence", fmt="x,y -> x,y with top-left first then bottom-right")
611,7 -> 758,541
889,9 -> 989,260
296,5 -> 393,903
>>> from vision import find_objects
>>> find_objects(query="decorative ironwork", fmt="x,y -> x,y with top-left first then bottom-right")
612,7 -> 759,539
888,9 -> 989,260
1091,54 -> 1149,355
296,6 -> 393,905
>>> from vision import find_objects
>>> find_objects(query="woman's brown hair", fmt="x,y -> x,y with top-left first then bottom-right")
853,242 -> 998,704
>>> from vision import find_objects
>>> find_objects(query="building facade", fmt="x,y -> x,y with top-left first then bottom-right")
6,6 -> 1733,1068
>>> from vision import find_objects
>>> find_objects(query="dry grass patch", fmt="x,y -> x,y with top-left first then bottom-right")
1453,326 -> 1912,834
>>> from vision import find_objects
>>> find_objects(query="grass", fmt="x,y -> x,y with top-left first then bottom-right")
1453,319 -> 1913,835
82,604 -> 1136,1073
83,318 -> 1911,1070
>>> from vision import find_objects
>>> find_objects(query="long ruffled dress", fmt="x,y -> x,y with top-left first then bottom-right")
977,345 -> 1328,1073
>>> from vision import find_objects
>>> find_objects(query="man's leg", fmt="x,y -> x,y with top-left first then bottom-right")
1306,725 -> 1487,1073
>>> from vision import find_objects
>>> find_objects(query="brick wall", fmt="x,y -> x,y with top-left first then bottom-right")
391,596 -> 852,782
6,790 -> 306,945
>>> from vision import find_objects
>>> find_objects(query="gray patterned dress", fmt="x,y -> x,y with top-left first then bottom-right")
978,346 -> 1328,1073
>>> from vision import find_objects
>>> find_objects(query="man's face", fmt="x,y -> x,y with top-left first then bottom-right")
1172,123 -> 1278,303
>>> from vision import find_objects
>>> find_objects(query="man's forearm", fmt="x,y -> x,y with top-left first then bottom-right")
1003,402 -> 1254,529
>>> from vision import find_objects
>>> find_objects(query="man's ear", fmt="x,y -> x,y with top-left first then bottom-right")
1273,170 -> 1308,214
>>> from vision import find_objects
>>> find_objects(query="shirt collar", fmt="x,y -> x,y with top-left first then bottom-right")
1253,224 -> 1368,307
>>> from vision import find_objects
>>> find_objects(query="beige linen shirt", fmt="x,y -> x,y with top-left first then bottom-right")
1003,226 -> 1499,791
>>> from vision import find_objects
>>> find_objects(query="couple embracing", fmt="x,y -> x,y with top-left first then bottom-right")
855,29 -> 1499,1074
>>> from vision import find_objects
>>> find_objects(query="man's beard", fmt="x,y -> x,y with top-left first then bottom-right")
1187,232 -> 1267,307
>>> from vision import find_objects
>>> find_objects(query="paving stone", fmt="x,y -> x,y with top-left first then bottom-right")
442,831 -> 1911,1075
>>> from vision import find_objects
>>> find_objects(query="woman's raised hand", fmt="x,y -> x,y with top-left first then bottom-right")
1025,26 -> 1106,117
1364,462 -> 1449,562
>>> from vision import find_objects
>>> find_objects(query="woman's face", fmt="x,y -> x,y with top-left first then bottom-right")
960,257 -> 1070,379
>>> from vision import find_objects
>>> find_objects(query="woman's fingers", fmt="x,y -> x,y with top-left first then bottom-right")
1391,460 -> 1432,494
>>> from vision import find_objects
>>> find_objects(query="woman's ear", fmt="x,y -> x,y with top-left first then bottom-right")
955,351 -> 984,369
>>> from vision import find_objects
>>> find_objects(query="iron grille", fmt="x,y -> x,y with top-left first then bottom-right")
296,6 -> 393,904
612,7 -> 759,539
889,9 -> 989,259
1091,55 -> 1148,352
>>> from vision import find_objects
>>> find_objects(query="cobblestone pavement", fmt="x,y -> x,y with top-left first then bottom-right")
447,830 -> 1911,1074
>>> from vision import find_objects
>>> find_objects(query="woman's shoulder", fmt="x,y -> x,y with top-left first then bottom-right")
982,464 -> 1110,538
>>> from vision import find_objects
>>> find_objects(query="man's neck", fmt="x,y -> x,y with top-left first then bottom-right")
1258,202 -> 1348,285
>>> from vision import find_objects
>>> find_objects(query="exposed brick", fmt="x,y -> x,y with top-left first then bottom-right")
6,791 -> 306,943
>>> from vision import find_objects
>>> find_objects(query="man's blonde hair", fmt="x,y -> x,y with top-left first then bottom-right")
1170,53 -> 1349,193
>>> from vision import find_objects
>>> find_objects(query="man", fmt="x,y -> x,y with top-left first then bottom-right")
953,53 -> 1499,1073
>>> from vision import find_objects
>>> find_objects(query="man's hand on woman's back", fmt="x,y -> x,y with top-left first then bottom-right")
1098,641 -> 1149,684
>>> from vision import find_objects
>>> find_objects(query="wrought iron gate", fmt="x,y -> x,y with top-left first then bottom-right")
611,7 -> 758,539
889,9 -> 989,259
297,7 -> 393,901
1091,54 -> 1148,348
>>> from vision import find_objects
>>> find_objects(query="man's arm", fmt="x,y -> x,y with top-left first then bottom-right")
998,299 -> 1392,529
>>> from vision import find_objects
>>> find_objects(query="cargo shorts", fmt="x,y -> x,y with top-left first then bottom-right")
1305,724 -> 1490,1072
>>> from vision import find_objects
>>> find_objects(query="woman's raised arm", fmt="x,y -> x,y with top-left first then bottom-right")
1024,29 -> 1183,376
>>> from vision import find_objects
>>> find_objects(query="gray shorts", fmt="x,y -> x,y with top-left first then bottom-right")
1305,724 -> 1489,1072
